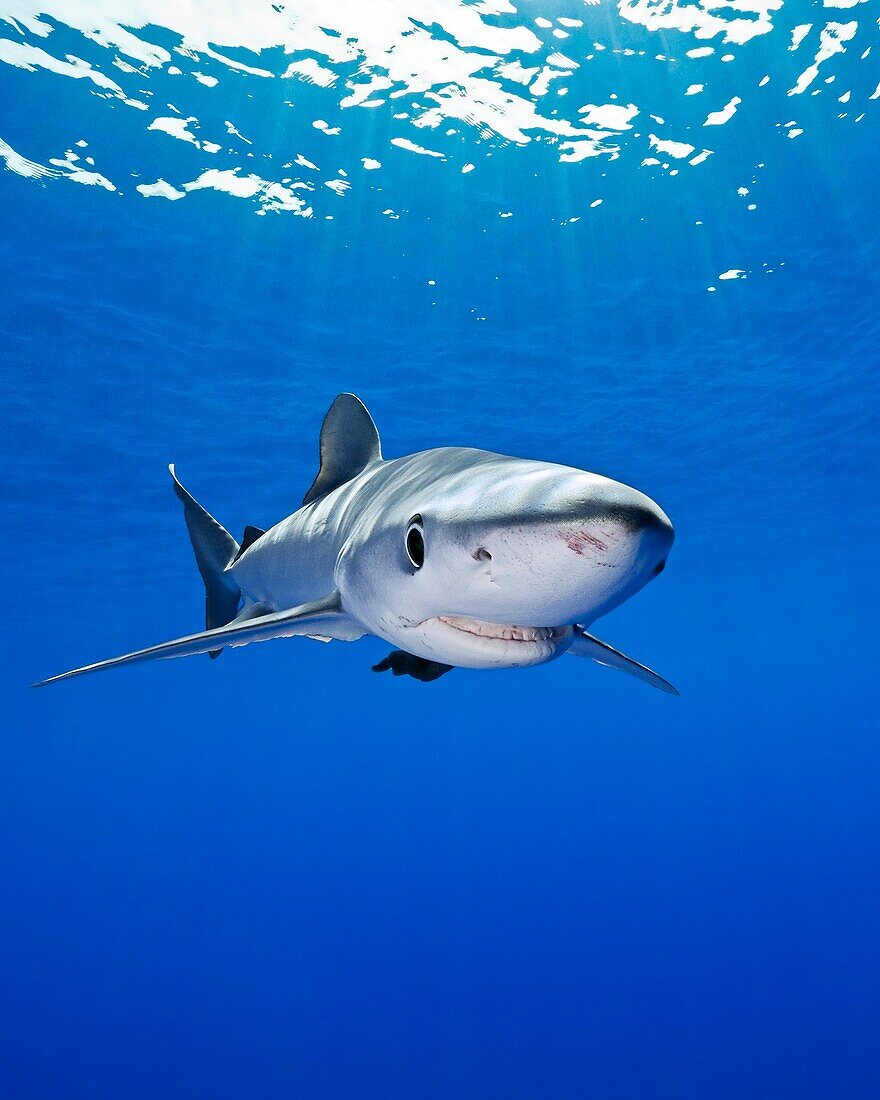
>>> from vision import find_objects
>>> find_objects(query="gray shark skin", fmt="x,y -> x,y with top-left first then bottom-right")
35,394 -> 677,692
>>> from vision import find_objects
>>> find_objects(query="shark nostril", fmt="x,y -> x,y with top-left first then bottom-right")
653,558 -> 667,576
474,547 -> 492,563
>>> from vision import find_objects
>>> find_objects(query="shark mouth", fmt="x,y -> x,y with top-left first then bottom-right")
434,616 -> 571,644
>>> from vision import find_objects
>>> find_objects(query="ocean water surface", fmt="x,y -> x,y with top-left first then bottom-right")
2,2 -> 880,1096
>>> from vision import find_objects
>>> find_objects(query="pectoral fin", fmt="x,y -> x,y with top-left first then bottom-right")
569,628 -> 679,696
34,594 -> 343,687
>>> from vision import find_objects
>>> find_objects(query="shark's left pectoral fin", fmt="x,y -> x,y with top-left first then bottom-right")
569,628 -> 679,696
33,594 -> 344,687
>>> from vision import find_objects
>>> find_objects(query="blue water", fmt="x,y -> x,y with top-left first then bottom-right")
3,4 -> 880,1096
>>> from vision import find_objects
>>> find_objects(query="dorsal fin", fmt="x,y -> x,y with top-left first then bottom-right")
241,524 -> 265,551
232,524 -> 266,563
302,393 -> 381,506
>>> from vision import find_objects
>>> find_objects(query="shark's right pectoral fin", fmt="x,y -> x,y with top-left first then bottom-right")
569,628 -> 679,696
33,594 -> 344,687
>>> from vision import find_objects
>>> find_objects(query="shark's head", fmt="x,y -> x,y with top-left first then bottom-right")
337,449 -> 673,669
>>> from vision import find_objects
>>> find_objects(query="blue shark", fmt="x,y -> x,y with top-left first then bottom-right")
36,394 -> 677,692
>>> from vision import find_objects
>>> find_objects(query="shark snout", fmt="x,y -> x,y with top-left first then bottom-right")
453,476 -> 673,626
538,476 -> 674,567
614,492 -> 674,572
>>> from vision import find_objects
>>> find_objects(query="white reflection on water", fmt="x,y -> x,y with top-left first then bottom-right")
0,0 -> 875,226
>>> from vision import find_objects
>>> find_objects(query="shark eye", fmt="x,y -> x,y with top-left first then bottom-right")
405,516 -> 425,569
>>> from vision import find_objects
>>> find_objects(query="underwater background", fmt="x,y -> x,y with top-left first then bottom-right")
2,2 -> 880,1096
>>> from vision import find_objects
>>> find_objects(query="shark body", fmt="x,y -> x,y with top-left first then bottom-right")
36,394 -> 677,692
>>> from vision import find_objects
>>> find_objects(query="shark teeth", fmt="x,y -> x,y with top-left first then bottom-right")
437,617 -> 568,643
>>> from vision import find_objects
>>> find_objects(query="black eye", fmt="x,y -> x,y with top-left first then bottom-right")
405,516 -> 425,569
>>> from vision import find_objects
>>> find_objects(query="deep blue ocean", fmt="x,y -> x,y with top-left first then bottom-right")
2,3 -> 879,1097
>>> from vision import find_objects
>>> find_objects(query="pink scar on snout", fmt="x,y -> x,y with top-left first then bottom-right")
561,530 -> 610,556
